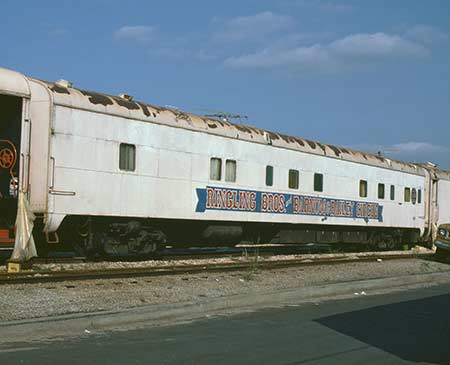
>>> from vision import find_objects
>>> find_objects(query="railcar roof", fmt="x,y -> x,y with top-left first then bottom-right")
38,78 -> 450,179
0,66 -> 447,179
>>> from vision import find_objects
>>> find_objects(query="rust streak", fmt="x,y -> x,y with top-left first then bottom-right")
328,145 -> 341,157
305,140 -> 316,149
50,84 -> 70,95
136,102 -> 151,117
80,90 -> 113,106
112,96 -> 140,111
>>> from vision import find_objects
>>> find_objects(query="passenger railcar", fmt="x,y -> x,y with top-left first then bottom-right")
0,66 -> 449,257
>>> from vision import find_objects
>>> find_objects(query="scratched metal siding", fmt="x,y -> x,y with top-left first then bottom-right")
1,67 -> 446,234
47,104 -> 426,232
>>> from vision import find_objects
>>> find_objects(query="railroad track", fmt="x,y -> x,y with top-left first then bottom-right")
0,250 -> 435,285
0,243 -> 405,265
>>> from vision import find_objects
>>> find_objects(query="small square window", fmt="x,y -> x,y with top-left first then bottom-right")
210,158 -> 222,180
314,173 -> 323,192
119,143 -> 136,171
404,187 -> 411,202
266,165 -> 273,186
288,169 -> 299,189
225,160 -> 236,182
378,183 -> 385,199
390,185 -> 395,201
359,180 -> 367,198
418,189 -> 422,204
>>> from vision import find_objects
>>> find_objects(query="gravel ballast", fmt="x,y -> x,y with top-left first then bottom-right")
0,258 -> 449,323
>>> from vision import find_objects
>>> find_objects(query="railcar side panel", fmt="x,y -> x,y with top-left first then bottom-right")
48,105 -> 426,233
438,179 -> 450,225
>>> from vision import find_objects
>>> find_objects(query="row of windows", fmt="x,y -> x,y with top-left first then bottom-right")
209,158 -> 422,204
119,146 -> 235,184
359,180 -> 421,204
120,146 -> 422,205
213,160 -> 325,192
267,166 -> 324,191
285,169 -> 324,192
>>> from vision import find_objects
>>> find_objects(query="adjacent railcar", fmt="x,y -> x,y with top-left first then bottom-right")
0,67 -> 449,257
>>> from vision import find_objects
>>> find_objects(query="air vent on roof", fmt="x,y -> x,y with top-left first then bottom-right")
119,93 -> 133,101
55,79 -> 73,88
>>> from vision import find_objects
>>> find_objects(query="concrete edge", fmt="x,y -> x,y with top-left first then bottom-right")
1,270 -> 450,345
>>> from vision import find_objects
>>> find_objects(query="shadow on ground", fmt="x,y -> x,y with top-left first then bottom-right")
316,293 -> 450,364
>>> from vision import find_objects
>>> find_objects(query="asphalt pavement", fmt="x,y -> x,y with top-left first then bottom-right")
2,283 -> 450,364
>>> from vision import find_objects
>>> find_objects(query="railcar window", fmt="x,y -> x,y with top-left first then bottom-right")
359,180 -> 367,198
210,158 -> 222,180
288,169 -> 299,189
390,185 -> 395,200
314,173 -> 323,192
266,165 -> 273,186
418,189 -> 422,204
404,187 -> 411,202
225,160 -> 236,182
378,183 -> 385,199
411,188 -> 417,204
119,143 -> 136,171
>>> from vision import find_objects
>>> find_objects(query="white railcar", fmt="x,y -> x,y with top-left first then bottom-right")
0,67 -> 449,256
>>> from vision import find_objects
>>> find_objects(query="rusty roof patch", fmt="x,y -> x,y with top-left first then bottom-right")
280,134 -> 299,144
305,140 -> 316,149
250,127 -> 263,135
50,84 -> 70,95
293,138 -> 305,147
112,96 -> 140,111
80,90 -> 114,106
328,145 -> 341,157
174,111 -> 191,122
267,131 -> 280,140
317,143 -> 326,154
234,124 -> 253,133
136,102 -> 151,117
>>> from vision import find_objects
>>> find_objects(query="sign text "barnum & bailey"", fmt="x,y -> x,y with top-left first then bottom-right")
196,186 -> 383,222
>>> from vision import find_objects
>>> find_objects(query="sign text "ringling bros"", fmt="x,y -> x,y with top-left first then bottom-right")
196,186 -> 383,222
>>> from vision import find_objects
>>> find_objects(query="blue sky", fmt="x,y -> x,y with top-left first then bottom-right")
2,0 -> 450,169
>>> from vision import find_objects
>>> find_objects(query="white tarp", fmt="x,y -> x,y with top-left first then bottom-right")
10,191 -> 37,262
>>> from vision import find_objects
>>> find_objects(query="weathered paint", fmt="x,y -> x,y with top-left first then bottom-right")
1,66 -> 449,239
0,67 -> 30,97
79,89 -> 114,106
0,72 -> 438,181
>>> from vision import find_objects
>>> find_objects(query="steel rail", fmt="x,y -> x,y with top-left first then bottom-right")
0,251 -> 435,285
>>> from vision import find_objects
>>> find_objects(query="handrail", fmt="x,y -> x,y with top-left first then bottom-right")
48,156 -> 76,196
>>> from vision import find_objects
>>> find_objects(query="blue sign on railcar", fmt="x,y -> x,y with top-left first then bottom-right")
196,186 -> 383,222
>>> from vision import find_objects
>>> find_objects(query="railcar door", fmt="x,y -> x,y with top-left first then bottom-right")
0,94 -> 23,248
